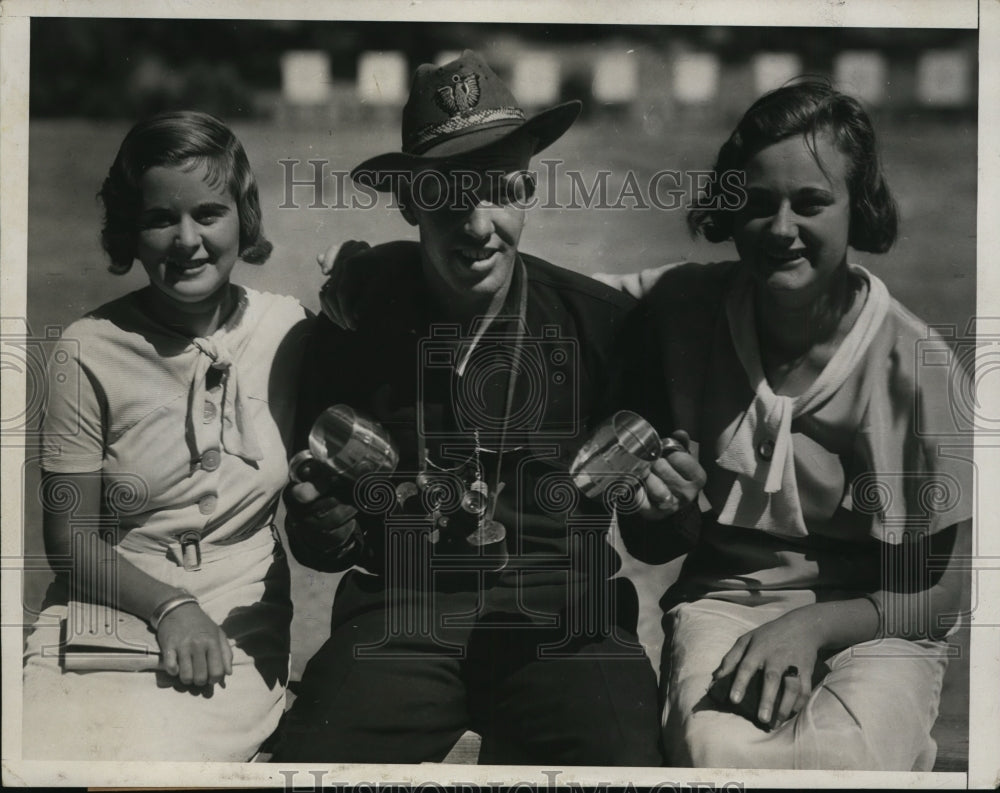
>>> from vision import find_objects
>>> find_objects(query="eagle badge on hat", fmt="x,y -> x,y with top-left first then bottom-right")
436,73 -> 481,115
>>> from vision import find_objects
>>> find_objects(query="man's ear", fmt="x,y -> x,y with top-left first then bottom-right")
395,186 -> 418,226
399,202 -> 418,226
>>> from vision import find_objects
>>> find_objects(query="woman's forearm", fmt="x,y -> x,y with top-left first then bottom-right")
86,542 -> 188,622
789,588 -> 957,653
792,520 -> 972,649
784,598 -> 881,652
876,519 -> 971,641
875,586 -> 961,642
42,471 -> 188,622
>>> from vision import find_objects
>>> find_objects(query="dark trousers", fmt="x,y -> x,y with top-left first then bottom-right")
272,571 -> 664,766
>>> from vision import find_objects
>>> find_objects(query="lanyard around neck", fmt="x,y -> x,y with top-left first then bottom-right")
416,260 -> 529,524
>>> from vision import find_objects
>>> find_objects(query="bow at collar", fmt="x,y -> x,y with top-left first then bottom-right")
186,302 -> 264,464
714,266 -> 890,537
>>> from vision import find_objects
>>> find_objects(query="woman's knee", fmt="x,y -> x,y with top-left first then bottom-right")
674,713 -> 760,769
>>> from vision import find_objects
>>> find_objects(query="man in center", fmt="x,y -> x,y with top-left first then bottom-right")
273,51 -> 703,765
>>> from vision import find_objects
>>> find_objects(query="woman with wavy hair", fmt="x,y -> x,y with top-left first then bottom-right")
617,80 -> 972,770
22,111 -> 310,761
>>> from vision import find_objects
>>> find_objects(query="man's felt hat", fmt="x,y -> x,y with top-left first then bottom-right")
351,50 -> 581,190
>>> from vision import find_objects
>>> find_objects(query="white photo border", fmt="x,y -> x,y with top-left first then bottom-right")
1,0 -> 995,788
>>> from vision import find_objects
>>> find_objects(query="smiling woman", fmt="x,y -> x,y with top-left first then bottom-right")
733,133 -> 862,395
614,80 -> 972,771
136,162 -> 242,305
21,111 -> 310,761
735,135 -> 853,304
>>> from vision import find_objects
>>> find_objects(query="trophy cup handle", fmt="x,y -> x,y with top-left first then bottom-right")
289,450 -> 319,484
659,436 -> 686,457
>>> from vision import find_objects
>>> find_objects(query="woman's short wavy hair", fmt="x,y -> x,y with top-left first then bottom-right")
688,79 -> 898,254
99,110 -> 272,274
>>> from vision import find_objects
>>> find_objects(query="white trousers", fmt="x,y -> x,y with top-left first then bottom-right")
662,590 -> 948,770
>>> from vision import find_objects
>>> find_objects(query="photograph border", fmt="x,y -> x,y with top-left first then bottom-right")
2,0 -> 996,788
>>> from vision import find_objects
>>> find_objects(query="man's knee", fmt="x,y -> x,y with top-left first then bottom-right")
527,726 -> 664,767
579,720 -> 665,767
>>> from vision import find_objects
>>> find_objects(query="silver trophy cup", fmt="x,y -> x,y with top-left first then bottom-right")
570,410 -> 684,499
289,404 -> 399,484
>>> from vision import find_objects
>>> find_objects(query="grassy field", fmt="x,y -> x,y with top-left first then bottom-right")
17,115 -> 976,764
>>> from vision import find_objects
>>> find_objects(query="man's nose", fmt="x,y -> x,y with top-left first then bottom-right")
463,201 -> 496,240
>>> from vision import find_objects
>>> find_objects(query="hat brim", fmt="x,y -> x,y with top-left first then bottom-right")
351,100 -> 582,191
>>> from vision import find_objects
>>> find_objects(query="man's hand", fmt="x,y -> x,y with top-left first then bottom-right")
317,240 -> 372,330
287,480 -> 359,534
283,478 -> 363,571
635,430 -> 706,519
592,262 -> 682,300
156,603 -> 233,687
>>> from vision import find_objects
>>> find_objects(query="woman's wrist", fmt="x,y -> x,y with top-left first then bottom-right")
859,592 -> 885,640
793,598 -> 882,650
777,604 -> 834,651
149,591 -> 199,631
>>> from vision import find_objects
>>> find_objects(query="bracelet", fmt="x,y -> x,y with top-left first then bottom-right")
860,592 -> 885,640
150,592 -> 199,631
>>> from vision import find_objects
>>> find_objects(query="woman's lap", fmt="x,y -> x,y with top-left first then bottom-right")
22,538 -> 291,761
662,593 -> 949,770
23,623 -> 286,761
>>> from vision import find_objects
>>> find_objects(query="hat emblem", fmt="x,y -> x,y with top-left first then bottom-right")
350,49 -> 581,188
435,72 -> 481,115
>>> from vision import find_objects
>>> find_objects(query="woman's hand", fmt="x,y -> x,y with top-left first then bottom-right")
317,239 -> 372,330
156,602 -> 233,687
635,430 -> 706,519
711,608 -> 825,729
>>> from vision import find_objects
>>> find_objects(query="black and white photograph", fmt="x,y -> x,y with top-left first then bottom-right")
1,0 -> 997,788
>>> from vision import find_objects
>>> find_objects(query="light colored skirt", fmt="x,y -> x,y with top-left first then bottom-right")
22,528 -> 291,761
662,589 -> 949,770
